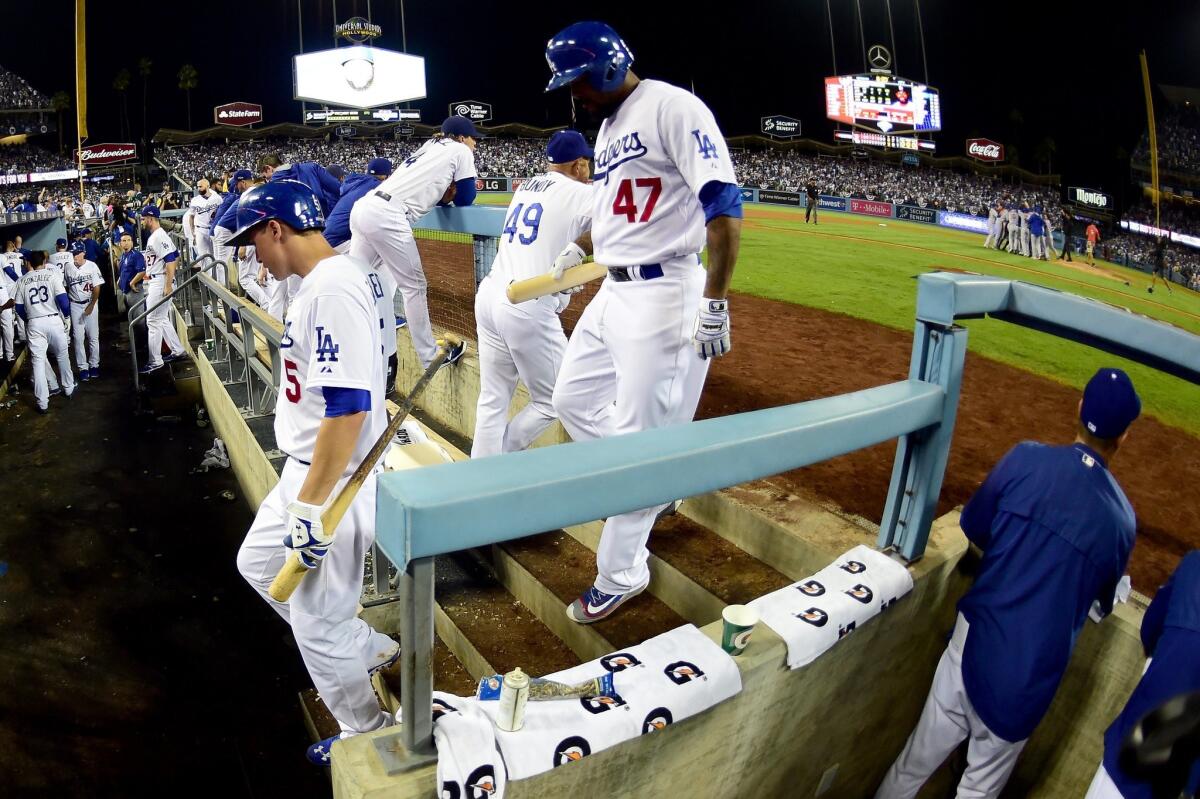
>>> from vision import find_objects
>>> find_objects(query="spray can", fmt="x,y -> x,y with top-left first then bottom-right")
496,667 -> 529,732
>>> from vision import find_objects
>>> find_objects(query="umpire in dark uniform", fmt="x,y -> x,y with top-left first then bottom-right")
805,183 -> 820,224
877,367 -> 1142,799
1060,209 -> 1075,262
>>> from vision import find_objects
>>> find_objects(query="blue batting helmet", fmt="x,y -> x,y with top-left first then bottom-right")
227,179 -> 325,247
544,21 -> 633,93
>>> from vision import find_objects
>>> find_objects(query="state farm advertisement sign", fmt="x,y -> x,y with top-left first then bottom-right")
214,102 -> 263,127
79,143 -> 137,165
966,138 -> 1004,162
850,198 -> 893,218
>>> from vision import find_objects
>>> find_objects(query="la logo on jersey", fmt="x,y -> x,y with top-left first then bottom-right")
314,326 -> 339,363
594,132 -> 648,184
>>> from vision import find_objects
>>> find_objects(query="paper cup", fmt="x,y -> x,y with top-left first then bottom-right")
721,604 -> 759,656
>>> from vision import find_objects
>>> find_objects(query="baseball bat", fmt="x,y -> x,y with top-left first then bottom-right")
267,335 -> 463,603
505,262 -> 608,304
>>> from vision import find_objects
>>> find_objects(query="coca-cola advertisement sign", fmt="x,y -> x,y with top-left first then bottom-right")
79,143 -> 137,165
966,138 -> 1004,162
850,198 -> 893,218
214,102 -> 263,127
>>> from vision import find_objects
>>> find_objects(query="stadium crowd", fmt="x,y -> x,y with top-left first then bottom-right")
0,64 -> 50,109
0,142 -> 75,174
1133,108 -> 1200,176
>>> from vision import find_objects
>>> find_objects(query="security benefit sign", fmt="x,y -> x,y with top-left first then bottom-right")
214,102 -> 262,127
1068,187 -> 1112,211
450,100 -> 492,123
760,115 -> 802,139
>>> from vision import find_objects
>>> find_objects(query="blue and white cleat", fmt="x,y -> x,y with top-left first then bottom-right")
395,315 -> 407,329
367,639 -> 401,676
566,583 -> 647,624
306,733 -> 342,767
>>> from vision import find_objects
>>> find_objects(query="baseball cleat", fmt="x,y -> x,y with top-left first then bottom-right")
306,733 -> 342,766
367,640 -> 401,676
164,352 -> 187,363
36,406 -> 48,415
89,369 -> 99,379
79,370 -> 90,381
395,315 -> 407,329
48,387 -> 62,397
567,582 -> 648,624
138,363 -> 163,374
445,339 -> 467,366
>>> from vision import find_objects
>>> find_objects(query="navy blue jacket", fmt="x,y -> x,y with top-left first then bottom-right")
271,162 -> 342,217
323,173 -> 380,248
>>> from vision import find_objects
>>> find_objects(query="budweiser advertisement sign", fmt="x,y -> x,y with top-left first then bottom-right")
966,138 -> 1004,162
79,143 -> 137,165
214,101 -> 263,127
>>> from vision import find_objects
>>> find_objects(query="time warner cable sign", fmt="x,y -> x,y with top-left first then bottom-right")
761,115 -> 801,139
294,46 -> 425,109
450,100 -> 492,123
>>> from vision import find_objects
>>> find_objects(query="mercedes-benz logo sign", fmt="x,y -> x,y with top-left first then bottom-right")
868,44 -> 892,70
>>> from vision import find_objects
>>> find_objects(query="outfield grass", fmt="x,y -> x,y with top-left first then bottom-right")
473,193 -> 1200,436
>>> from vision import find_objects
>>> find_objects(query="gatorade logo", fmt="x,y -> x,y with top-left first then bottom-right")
554,736 -> 591,767
643,707 -> 673,734
432,698 -> 458,722
465,765 -> 498,798
600,653 -> 642,673
664,661 -> 706,685
797,607 -> 829,627
580,693 -> 627,715
798,580 -> 826,596
845,584 -> 874,604
840,560 -> 867,575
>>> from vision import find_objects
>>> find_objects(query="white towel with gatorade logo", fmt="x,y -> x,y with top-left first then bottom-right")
748,544 -> 913,669
430,692 -> 507,799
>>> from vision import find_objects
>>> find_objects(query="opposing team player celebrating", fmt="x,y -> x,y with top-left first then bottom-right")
471,131 -> 593,457
228,180 -> 398,766
65,241 -> 104,380
137,206 -> 187,373
14,250 -> 75,413
543,21 -> 743,623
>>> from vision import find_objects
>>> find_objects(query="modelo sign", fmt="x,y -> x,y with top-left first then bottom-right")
450,100 -> 492,123
966,138 -> 1004,162
761,115 -> 801,139
79,143 -> 137,165
214,101 -> 263,127
1068,187 -> 1112,210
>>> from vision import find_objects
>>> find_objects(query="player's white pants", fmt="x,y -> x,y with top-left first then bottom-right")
27,315 -> 75,409
349,196 -> 437,367
1083,765 -> 1122,799
195,229 -> 225,285
145,277 -> 185,368
69,302 -> 100,370
875,613 -> 1027,799
1031,235 -> 1045,261
214,243 -> 235,290
236,258 -> 270,308
553,258 -> 710,595
471,273 -> 567,458
0,307 -> 14,359
1021,229 -> 1031,257
983,227 -> 998,249
236,459 -> 392,735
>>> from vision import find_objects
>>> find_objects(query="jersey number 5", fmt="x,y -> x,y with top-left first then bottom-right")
284,359 -> 301,403
612,177 -> 662,223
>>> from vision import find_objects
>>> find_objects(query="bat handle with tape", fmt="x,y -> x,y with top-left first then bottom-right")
266,334 -> 462,604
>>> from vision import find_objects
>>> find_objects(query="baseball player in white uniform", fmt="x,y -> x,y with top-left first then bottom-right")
471,131 -> 593,458
983,203 -> 1000,249
1006,207 -> 1020,253
181,205 -> 196,259
187,179 -> 224,283
138,206 -> 187,372
48,238 -> 72,279
348,115 -> 481,368
14,250 -> 75,412
227,180 -> 397,766
65,242 -> 104,380
544,22 -> 743,623
0,244 -> 22,362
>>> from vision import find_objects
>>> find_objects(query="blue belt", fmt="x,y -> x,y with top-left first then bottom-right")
607,264 -> 664,282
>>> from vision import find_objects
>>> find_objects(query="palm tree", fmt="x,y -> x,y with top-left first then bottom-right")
49,91 -> 70,154
137,57 -> 152,147
177,64 -> 199,131
112,69 -> 131,141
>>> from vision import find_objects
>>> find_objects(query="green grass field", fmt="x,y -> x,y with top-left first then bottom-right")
476,193 -> 1200,436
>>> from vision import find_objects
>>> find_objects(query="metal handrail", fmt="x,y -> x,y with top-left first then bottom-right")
129,255 -> 226,391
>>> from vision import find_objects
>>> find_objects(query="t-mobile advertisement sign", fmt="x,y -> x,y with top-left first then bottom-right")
850,198 -> 893,218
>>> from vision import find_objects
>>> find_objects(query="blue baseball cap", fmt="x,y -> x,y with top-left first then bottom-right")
69,241 -> 85,254
367,157 -> 392,176
442,115 -> 481,139
1080,368 -> 1141,439
327,164 -> 346,181
19,247 -> 31,259
232,169 -> 254,184
55,238 -> 67,248
140,205 -> 161,218
546,130 -> 592,164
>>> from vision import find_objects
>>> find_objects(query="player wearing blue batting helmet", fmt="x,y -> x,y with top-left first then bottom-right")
545,21 -> 634,93
227,179 -> 325,248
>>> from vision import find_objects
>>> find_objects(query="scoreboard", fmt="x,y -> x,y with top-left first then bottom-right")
825,74 -> 942,134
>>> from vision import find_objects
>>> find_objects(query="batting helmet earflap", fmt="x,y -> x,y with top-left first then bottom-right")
227,179 -> 325,247
544,21 -> 634,93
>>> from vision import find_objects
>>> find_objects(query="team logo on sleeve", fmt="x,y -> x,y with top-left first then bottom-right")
796,607 -> 829,627
580,692 -> 628,714
642,707 -> 673,734
664,661 -> 706,685
553,736 -> 591,767
845,584 -> 874,604
600,653 -> 642,672
840,560 -> 867,575
797,580 -> 826,597
432,698 -> 458,722
465,765 -> 498,798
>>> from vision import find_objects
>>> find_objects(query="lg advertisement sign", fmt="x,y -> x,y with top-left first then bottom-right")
760,115 -> 801,139
966,138 -> 1004,162
215,102 -> 263,127
79,143 -> 137,165
450,100 -> 492,123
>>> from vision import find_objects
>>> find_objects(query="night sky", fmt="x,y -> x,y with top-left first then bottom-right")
14,0 -> 1200,198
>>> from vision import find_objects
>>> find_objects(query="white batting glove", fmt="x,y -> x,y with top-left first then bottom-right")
283,501 -> 332,569
550,242 -> 586,282
692,298 -> 731,359
62,316 -> 71,336
554,292 -> 572,314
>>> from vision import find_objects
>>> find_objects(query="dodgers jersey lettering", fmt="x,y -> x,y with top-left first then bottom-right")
492,172 -> 593,283
66,259 -> 105,302
376,138 -> 476,224
144,228 -> 178,278
188,191 -> 223,229
17,269 -> 66,319
275,255 -> 386,470
590,80 -> 737,266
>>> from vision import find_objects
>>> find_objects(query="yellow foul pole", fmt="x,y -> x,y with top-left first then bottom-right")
1139,50 -> 1159,228
76,0 -> 87,203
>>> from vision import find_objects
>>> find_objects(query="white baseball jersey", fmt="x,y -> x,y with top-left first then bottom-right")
144,228 -> 179,278
590,79 -> 736,266
275,255 -> 386,469
182,207 -> 196,239
66,259 -> 105,303
0,281 -> 9,308
16,268 -> 66,319
48,251 -> 72,279
1,252 -> 20,291
188,191 -> 223,230
491,172 -> 593,283
376,138 -> 476,224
